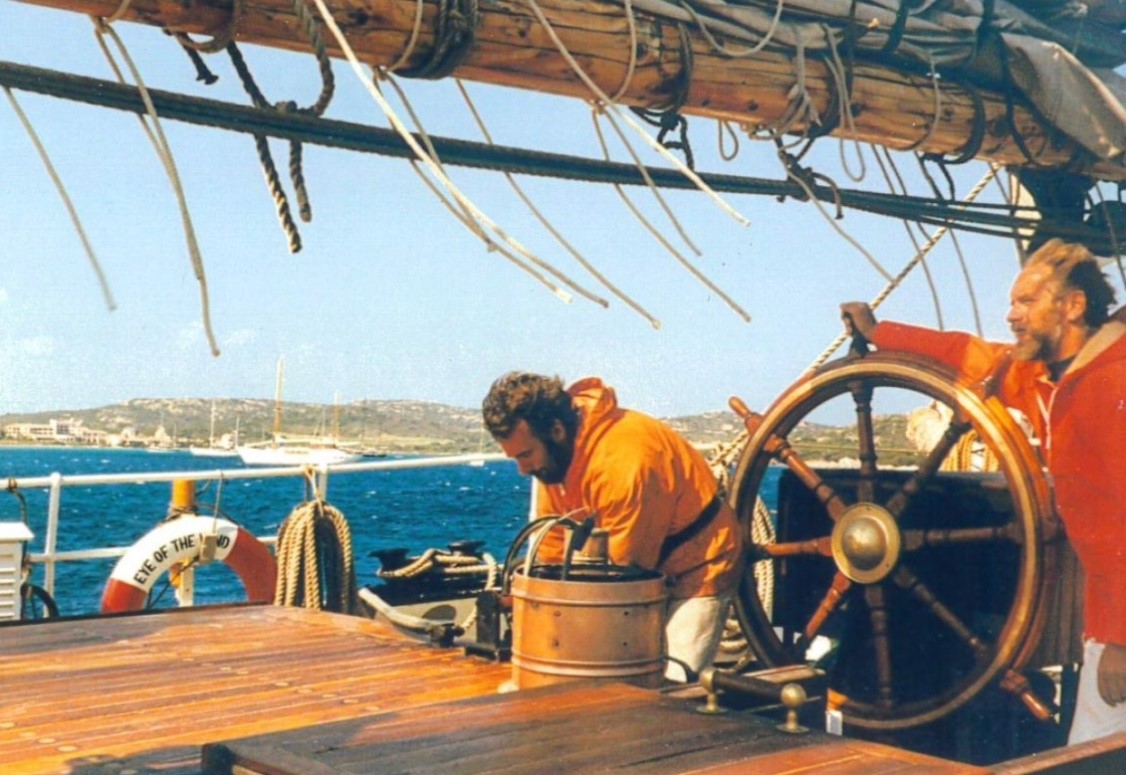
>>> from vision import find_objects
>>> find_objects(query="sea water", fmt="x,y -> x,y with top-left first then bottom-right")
0,447 -> 779,617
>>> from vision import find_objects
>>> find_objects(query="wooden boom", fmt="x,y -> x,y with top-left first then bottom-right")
15,0 -> 1126,180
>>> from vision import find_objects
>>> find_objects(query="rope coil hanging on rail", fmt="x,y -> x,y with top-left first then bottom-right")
274,476 -> 356,613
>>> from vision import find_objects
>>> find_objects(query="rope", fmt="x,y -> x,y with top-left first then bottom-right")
871,146 -> 944,329
3,87 -> 116,312
378,73 -> 599,304
775,143 -> 892,282
388,0 -> 428,73
610,0 -> 640,102
751,496 -> 776,615
172,0 -> 246,53
807,165 -> 1001,372
309,0 -> 589,305
224,0 -> 335,252
396,0 -> 478,80
941,431 -> 999,472
274,497 -> 356,613
89,18 -> 221,356
454,80 -> 664,325
590,108 -> 752,322
521,0 -> 750,227
677,0 -> 785,58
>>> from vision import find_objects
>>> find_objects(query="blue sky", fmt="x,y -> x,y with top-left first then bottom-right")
3,4 -> 1122,421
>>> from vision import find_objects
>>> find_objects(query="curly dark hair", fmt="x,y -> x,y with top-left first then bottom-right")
481,372 -> 578,440
1027,238 -> 1118,328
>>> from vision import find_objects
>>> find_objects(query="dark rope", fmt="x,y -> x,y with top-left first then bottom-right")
397,0 -> 479,80
174,0 -> 246,54
9,59 -> 1117,246
879,0 -> 918,58
628,23 -> 696,168
774,138 -> 844,217
180,43 -> 219,85
918,153 -> 956,202
221,0 -> 335,250
1000,51 -> 1052,168
923,83 -> 986,167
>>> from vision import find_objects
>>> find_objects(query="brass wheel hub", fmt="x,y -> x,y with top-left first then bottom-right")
830,502 -> 902,584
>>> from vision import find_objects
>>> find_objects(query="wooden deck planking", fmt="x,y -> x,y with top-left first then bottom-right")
0,605 -> 512,774
203,680 -> 985,774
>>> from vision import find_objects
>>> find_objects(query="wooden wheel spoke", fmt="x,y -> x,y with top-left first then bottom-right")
883,417 -> 972,519
849,381 -> 879,504
763,434 -> 849,521
892,565 -> 988,660
901,521 -> 1023,552
755,536 -> 833,559
795,571 -> 852,654
865,584 -> 894,709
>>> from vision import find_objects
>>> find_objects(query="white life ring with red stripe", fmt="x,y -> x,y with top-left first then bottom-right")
100,515 -> 277,613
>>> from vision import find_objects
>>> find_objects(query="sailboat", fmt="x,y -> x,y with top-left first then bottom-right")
236,358 -> 364,466
3,0 -> 1126,771
189,402 -> 239,458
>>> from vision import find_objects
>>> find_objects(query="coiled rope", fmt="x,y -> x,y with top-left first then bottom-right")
274,494 -> 356,613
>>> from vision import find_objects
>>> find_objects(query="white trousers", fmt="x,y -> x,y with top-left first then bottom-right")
664,593 -> 733,682
1069,639 -> 1126,744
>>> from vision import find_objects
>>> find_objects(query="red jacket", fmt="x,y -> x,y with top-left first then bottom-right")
533,378 -> 743,599
873,311 -> 1126,645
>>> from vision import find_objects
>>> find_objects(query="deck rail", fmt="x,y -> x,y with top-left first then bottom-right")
6,451 -> 511,600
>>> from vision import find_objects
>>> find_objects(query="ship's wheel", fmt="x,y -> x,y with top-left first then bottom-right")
729,350 -> 1058,731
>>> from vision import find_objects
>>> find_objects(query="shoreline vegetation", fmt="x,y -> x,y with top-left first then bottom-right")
0,398 -> 922,465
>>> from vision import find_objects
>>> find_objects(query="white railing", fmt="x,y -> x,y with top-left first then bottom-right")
7,451 -> 510,599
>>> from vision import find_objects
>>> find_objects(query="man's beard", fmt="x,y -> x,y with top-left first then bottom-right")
532,435 -> 574,485
1011,322 -> 1060,362
1011,332 -> 1044,362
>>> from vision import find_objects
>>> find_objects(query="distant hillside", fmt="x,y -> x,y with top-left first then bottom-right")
1,399 -> 915,459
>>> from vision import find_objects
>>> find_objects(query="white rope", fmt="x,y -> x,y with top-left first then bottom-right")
780,160 -> 892,282
823,27 -> 865,183
609,0 -> 640,102
806,165 -> 1001,372
454,80 -> 668,326
591,110 -> 752,322
717,120 -> 740,161
387,0 -> 427,73
523,0 -> 750,228
379,74 -> 603,304
105,0 -> 134,24
678,0 -> 786,58
308,0 -> 579,305
592,104 -> 702,256
91,18 -> 221,356
871,146 -> 944,328
3,88 -> 116,312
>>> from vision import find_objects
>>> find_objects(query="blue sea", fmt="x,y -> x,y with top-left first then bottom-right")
1,447 -> 780,617
1,447 -> 532,616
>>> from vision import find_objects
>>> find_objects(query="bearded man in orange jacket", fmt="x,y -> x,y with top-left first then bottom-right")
842,238 -> 1126,744
482,372 -> 744,681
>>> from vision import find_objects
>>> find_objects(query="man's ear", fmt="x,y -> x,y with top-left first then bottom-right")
549,419 -> 568,444
1062,288 -> 1088,326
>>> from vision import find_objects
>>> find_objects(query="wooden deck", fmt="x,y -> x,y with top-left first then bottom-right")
2,605 -> 1121,774
202,679 -> 983,775
0,605 -> 511,774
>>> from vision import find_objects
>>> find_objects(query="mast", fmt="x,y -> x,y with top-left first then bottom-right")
273,357 -> 284,442
12,0 -> 1124,180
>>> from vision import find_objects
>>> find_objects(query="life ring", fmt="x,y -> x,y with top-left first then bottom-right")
100,515 -> 277,613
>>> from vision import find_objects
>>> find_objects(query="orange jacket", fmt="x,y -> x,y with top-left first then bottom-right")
873,311 -> 1126,645
532,378 -> 743,599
